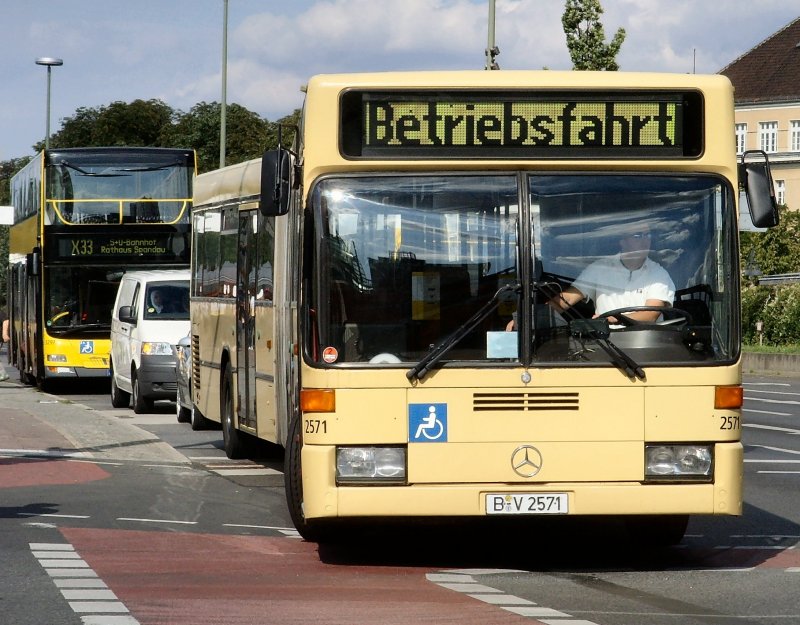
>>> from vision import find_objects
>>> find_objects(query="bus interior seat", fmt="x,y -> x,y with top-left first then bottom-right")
673,284 -> 712,325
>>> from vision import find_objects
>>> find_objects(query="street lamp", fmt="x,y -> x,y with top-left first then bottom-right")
35,57 -> 63,149
220,0 -> 228,168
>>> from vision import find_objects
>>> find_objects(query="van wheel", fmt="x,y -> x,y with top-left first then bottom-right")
110,364 -> 130,408
176,401 -> 191,423
132,369 -> 153,414
221,362 -> 246,458
190,404 -> 209,431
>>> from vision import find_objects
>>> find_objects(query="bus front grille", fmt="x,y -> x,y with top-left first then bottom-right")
473,392 -> 579,412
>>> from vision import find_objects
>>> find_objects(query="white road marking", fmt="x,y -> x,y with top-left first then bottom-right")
116,517 -> 197,525
427,570 -> 600,624
30,542 -> 139,624
745,423 -> 800,434
744,408 -> 792,415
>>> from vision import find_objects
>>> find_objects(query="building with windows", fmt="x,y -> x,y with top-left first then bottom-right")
720,17 -> 800,209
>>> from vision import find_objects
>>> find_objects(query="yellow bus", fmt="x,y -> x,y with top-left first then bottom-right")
190,71 -> 778,544
9,147 -> 195,390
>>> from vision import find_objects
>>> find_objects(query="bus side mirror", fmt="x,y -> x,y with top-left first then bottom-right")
740,150 -> 779,229
259,148 -> 292,217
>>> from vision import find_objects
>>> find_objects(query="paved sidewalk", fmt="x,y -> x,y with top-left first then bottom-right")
0,379 -> 188,464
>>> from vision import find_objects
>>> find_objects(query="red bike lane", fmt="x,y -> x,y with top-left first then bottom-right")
60,527 -> 539,625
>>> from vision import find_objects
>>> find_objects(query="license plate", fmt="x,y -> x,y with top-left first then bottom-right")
485,492 -> 569,515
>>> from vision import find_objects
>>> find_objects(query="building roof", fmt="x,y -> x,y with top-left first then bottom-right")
720,17 -> 800,104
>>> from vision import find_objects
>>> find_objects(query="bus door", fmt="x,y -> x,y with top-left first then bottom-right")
236,211 -> 258,430
24,254 -> 40,384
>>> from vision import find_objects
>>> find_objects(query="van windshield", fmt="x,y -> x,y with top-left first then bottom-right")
143,281 -> 190,320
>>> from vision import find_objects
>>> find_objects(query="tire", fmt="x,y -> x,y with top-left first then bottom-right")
176,401 -> 191,423
190,404 -> 209,431
284,412 -> 332,542
132,369 -> 153,414
221,362 -> 246,459
110,364 -> 131,408
625,514 -> 689,547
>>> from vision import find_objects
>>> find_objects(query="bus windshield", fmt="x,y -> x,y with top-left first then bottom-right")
45,152 -> 193,226
309,173 -> 736,368
45,266 -> 122,333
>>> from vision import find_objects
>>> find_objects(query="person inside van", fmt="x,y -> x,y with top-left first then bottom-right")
149,289 -> 173,314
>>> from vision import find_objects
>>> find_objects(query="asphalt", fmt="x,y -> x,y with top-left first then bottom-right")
0,377 -> 188,464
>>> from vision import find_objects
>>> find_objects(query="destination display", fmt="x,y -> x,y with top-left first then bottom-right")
45,231 -> 188,263
340,90 -> 703,158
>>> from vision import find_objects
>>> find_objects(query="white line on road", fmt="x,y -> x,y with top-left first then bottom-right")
30,543 -> 139,624
743,408 -> 792,416
744,423 -> 800,434
116,517 -> 197,525
749,445 -> 800,456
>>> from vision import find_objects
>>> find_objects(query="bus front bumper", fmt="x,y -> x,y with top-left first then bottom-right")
300,443 -> 743,519
45,365 -> 111,379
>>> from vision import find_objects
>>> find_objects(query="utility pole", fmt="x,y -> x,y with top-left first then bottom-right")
485,0 -> 500,70
220,0 -> 228,168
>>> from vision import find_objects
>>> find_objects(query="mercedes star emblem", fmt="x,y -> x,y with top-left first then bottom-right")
511,444 -> 543,478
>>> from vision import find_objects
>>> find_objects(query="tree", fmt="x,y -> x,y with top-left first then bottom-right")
740,205 -> 800,281
164,102 -> 273,173
562,0 -> 626,71
38,99 -> 175,151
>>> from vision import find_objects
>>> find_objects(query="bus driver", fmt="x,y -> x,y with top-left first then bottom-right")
508,222 -> 675,328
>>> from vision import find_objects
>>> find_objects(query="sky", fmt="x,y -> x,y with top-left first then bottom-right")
2,0 -> 799,161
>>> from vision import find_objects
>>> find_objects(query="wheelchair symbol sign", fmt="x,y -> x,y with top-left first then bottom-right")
408,403 -> 447,442
79,341 -> 94,354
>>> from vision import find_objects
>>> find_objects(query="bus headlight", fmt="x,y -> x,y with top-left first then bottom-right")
142,342 -> 173,356
336,446 -> 406,483
645,445 -> 713,480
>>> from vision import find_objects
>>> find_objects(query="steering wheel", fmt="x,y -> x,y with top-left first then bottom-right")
596,305 -> 693,327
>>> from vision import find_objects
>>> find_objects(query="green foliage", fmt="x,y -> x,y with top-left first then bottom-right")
740,205 -> 800,347
740,205 -> 800,280
742,284 -> 800,346
562,0 -> 626,71
34,99 -> 302,174
36,99 -> 175,151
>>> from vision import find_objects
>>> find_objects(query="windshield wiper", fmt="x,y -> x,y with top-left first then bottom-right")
406,283 -> 520,382
569,318 -> 646,381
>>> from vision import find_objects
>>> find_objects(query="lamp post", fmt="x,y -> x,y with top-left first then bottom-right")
35,57 -> 63,149
220,0 -> 228,168
485,0 -> 499,70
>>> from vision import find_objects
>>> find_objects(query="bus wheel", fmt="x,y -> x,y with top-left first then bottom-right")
625,514 -> 689,547
285,413 -> 331,542
110,364 -> 130,408
221,362 -> 246,459
132,369 -> 153,414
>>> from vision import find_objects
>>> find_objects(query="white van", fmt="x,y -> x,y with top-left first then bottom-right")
110,269 -> 190,413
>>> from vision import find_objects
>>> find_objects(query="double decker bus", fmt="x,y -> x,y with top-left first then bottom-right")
190,71 -> 777,543
8,147 -> 195,389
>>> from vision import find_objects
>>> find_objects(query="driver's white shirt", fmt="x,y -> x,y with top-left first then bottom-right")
571,253 -> 675,316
